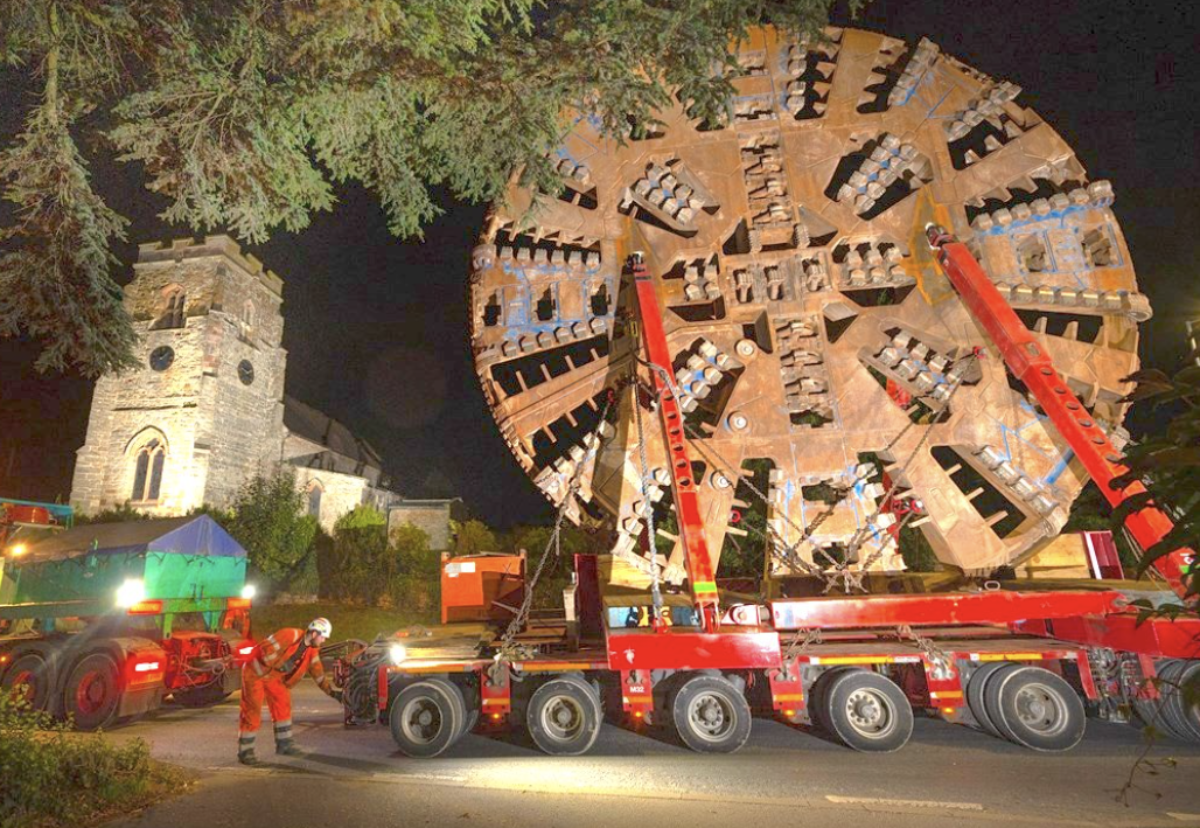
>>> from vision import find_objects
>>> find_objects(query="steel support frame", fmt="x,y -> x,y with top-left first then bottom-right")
770,589 -> 1124,630
1020,614 -> 1200,660
928,227 -> 1195,598
607,630 -> 782,671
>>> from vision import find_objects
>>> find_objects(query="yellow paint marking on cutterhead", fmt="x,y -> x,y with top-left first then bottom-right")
907,188 -> 957,306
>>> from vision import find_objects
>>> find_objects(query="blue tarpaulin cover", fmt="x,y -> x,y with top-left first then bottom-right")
24,515 -> 247,563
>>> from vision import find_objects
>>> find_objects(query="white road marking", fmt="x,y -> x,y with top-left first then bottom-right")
826,795 -> 984,812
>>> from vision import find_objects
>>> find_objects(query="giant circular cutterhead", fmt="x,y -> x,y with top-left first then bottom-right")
470,27 -> 1146,581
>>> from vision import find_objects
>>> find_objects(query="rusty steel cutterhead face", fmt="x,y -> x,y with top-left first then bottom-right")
469,27 -> 1147,581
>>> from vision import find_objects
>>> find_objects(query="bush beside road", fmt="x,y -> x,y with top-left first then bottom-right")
0,697 -> 188,828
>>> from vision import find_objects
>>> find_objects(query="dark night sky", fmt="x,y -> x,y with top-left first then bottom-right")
1,0 -> 1197,526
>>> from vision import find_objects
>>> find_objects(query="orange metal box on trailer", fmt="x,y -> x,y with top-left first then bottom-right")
439,552 -> 525,624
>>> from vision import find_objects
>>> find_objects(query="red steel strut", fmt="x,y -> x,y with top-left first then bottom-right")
927,225 -> 1195,598
627,252 -> 721,632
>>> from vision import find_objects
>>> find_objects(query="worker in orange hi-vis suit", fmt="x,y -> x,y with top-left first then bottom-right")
238,617 -> 341,765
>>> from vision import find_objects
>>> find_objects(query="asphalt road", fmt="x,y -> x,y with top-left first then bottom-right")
106,684 -> 1200,828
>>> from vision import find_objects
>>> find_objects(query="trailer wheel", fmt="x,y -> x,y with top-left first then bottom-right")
966,662 -> 1018,738
823,670 -> 913,753
1160,660 -> 1200,743
527,676 -> 603,756
671,675 -> 752,754
388,680 -> 463,758
984,665 -> 1085,752
64,653 -> 121,731
2,653 -> 52,712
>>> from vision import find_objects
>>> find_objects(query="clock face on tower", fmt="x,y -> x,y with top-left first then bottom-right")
149,345 -> 175,372
238,359 -> 255,386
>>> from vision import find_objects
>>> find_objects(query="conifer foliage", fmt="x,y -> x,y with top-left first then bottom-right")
1,0 -> 846,376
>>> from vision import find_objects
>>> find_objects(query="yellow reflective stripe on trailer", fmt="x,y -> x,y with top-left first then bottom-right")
810,656 -> 897,666
929,690 -> 963,699
512,662 -> 606,672
693,581 -> 718,594
772,693 -> 805,702
972,653 -> 1045,662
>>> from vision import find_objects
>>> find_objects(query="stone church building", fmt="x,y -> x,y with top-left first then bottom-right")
70,236 -> 399,532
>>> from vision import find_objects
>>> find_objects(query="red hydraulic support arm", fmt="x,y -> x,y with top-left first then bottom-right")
927,225 -> 1195,598
627,253 -> 721,632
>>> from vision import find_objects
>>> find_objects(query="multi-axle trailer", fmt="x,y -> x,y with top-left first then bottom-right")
342,239 -> 1200,757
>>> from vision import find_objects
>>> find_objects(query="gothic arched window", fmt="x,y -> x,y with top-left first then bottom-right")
131,438 -> 166,502
155,286 -> 186,330
306,481 -> 323,519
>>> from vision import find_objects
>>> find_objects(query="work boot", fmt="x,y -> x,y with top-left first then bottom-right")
275,739 -> 303,757
237,750 -> 259,766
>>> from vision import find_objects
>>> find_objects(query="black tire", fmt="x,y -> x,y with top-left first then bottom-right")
64,653 -> 122,731
527,675 -> 603,756
174,681 -> 231,708
670,675 -> 752,754
807,667 -> 854,734
2,653 -> 53,712
1161,660 -> 1200,743
424,677 -> 469,743
984,665 -> 1086,752
823,669 -> 914,753
1132,659 -> 1177,734
463,708 -> 481,735
388,680 -> 463,758
966,662 -> 1017,738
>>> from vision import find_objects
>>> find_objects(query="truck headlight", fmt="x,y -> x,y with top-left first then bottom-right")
116,578 -> 146,608
389,643 -> 408,665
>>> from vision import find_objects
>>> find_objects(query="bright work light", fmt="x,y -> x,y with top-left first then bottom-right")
389,643 -> 408,665
116,578 -> 146,608
241,584 -> 257,600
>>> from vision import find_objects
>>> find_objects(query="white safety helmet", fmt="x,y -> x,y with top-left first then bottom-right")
308,617 -> 332,639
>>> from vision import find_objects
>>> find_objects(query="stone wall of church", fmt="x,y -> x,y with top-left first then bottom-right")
71,237 -> 287,516
295,467 -> 401,533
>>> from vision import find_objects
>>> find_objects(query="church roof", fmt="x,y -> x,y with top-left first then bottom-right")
283,396 -> 384,471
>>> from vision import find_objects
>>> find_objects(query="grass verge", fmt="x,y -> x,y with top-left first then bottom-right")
251,602 -> 437,644
0,699 -> 192,828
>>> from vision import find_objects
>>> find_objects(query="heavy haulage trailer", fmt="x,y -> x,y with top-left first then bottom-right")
0,510 -> 255,730
341,239 -> 1200,757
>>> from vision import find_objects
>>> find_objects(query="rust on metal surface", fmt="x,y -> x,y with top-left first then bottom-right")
469,27 -> 1146,581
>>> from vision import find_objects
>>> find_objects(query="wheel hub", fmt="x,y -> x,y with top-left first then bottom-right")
402,699 -> 443,744
1014,683 -> 1066,735
846,688 -> 891,735
542,696 -> 585,740
689,692 -> 734,740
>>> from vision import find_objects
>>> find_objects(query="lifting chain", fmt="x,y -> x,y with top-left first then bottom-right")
897,624 -> 955,680
633,354 -> 843,583
782,625 -> 824,663
495,391 -> 616,661
630,367 -> 666,620
825,350 -> 984,594
628,348 -> 979,596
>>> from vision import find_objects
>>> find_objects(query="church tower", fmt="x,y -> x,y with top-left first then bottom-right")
71,236 -> 288,515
